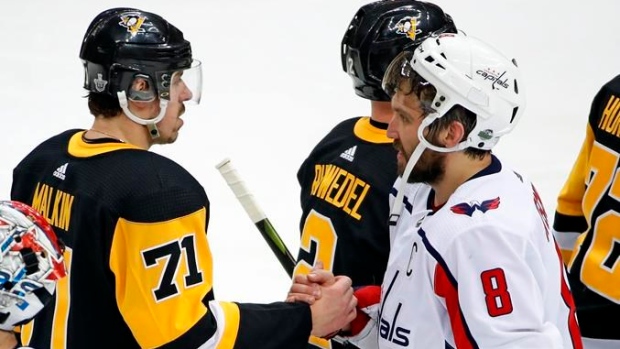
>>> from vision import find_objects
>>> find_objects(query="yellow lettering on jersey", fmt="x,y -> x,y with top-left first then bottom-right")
311,166 -> 324,196
343,178 -> 370,220
609,109 -> 620,135
598,95 -> 616,129
30,182 -> 74,231
324,168 -> 347,205
331,172 -> 356,208
311,164 -> 370,220
598,95 -> 620,136
31,182 -> 51,219
315,165 -> 340,199
49,191 -> 74,231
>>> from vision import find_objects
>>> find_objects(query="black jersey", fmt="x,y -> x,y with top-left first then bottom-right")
295,117 -> 396,349
552,75 -> 620,340
11,129 -> 311,349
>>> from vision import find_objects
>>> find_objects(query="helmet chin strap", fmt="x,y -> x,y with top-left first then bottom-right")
389,141 -> 426,226
117,91 -> 168,139
388,114 -> 471,225
417,115 -> 472,153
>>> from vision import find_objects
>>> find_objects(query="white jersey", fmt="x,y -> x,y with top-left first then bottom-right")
379,156 -> 582,349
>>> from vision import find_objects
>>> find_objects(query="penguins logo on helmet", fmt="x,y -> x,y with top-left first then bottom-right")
394,16 -> 421,41
119,13 -> 147,34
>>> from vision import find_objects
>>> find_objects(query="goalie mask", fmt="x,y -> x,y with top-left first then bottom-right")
0,201 -> 66,330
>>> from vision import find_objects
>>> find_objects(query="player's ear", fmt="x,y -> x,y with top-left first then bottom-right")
443,120 -> 465,148
132,77 -> 149,91
127,75 -> 157,104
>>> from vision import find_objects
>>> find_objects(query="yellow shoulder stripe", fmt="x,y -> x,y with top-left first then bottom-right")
68,131 -> 142,158
353,117 -> 392,144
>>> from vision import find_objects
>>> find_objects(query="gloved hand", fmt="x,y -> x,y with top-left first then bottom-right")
341,285 -> 381,348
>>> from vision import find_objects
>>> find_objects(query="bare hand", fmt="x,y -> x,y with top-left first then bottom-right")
286,261 -> 334,304
309,275 -> 357,338
0,330 -> 17,349
287,273 -> 321,304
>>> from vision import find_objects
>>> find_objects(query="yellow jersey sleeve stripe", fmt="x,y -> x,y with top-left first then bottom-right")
215,301 -> 241,349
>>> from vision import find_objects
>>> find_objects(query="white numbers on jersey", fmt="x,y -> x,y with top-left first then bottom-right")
577,142 -> 620,302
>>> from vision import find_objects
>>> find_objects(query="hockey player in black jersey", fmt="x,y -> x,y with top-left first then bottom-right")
293,1 -> 457,348
8,7 -> 356,349
553,74 -> 620,349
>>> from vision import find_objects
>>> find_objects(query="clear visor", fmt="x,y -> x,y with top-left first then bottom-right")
381,51 -> 437,115
164,59 -> 202,104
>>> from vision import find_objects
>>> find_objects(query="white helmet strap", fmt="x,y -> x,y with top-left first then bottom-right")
117,91 -> 168,139
417,114 -> 472,153
389,141 -> 426,225
388,114 -> 473,225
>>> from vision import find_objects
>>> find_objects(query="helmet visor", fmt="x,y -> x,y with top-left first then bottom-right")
163,59 -> 202,104
381,50 -> 436,115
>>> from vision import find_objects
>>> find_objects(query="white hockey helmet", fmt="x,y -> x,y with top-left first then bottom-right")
382,32 -> 525,224
383,32 -> 525,151
0,201 -> 66,330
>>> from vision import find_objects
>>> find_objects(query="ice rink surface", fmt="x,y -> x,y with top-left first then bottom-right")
1,0 -> 619,303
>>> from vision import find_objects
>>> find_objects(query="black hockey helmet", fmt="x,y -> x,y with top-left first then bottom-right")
80,7 -> 198,102
341,0 -> 457,101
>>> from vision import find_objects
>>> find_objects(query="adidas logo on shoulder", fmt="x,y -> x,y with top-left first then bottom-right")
340,145 -> 357,162
53,163 -> 69,180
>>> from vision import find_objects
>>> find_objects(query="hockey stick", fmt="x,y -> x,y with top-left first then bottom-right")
215,158 -> 296,277
215,158 -> 356,347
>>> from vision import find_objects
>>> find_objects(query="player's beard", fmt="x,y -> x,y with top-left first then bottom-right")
395,140 -> 446,185
407,149 -> 445,184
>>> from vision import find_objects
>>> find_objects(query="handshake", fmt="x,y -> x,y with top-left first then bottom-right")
286,262 -> 381,348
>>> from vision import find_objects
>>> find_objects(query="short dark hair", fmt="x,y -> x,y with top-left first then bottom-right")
86,92 -> 121,118
394,76 -> 490,160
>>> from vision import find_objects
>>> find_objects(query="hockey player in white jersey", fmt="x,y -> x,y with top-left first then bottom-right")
373,32 -> 583,348
288,32 -> 584,349
291,34 -> 582,349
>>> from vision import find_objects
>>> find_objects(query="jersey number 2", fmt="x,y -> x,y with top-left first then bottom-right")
294,210 -> 337,349
294,209 -> 338,276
